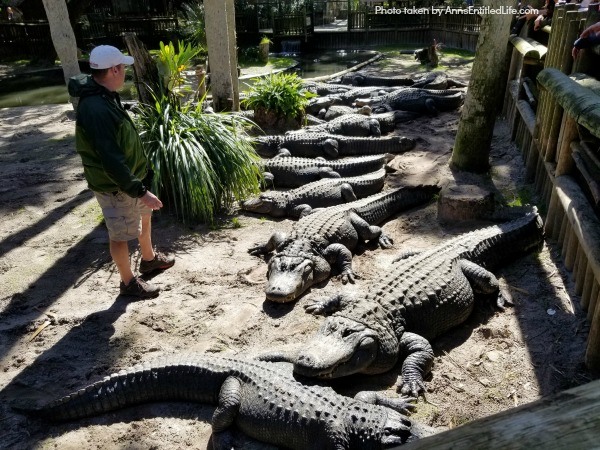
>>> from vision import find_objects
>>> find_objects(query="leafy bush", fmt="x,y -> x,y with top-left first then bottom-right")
241,72 -> 315,119
136,41 -> 262,224
156,41 -> 200,97
177,2 -> 207,50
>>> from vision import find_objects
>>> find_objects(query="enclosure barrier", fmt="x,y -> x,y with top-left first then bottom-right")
503,3 -> 600,371
0,7 -> 482,58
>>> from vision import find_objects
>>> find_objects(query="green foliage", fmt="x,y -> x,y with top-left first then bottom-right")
260,35 -> 272,45
506,187 -> 534,207
241,72 -> 316,119
231,217 -> 243,228
156,40 -> 201,97
136,40 -> 262,224
178,2 -> 207,49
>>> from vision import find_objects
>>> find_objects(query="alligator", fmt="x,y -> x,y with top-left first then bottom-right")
338,87 -> 398,105
303,80 -> 352,96
261,154 -> 391,188
411,72 -> 468,90
234,110 -> 325,127
355,88 -> 465,115
248,186 -> 440,303
339,72 -> 414,87
288,114 -> 382,137
322,105 -> 372,120
293,112 -> 419,136
267,210 -> 544,395
255,133 -> 416,159
306,95 -> 342,115
15,353 -> 428,449
337,72 -> 466,90
241,169 -> 386,218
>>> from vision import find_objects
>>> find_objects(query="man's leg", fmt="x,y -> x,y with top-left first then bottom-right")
138,213 -> 175,274
110,239 -> 134,285
138,214 -> 155,262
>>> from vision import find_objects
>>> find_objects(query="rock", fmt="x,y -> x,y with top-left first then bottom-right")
486,350 -> 502,362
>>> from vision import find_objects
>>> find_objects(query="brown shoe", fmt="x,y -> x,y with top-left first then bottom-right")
139,251 -> 175,275
120,276 -> 160,298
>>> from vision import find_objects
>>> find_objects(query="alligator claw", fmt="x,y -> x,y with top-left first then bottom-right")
341,270 -> 359,284
381,397 -> 417,415
304,301 -> 328,315
399,380 -> 426,399
379,234 -> 394,248
496,292 -> 513,310
248,245 -> 268,257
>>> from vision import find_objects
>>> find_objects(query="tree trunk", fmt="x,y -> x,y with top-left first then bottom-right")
123,33 -> 160,106
42,0 -> 80,109
204,0 -> 237,111
450,0 -> 513,173
226,0 -> 240,111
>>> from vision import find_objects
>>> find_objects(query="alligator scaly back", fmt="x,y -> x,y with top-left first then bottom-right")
295,210 -> 544,395
15,353 -> 421,449
250,185 -> 440,303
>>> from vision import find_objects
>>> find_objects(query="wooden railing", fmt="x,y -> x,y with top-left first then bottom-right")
0,17 -> 177,58
0,21 -> 54,58
273,14 -> 313,37
504,3 -> 600,371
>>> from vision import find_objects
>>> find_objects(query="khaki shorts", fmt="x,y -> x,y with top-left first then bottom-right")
94,191 -> 152,242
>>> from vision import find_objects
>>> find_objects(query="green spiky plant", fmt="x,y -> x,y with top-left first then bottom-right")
136,41 -> 262,224
242,72 -> 316,132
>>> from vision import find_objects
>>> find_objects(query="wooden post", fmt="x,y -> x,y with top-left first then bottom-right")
555,117 -> 578,175
585,284 -> 600,369
123,33 -> 160,106
582,265 -> 594,310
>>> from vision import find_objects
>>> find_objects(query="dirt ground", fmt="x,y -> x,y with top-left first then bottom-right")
0,53 -> 595,449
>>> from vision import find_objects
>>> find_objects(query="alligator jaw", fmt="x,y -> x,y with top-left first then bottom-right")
265,256 -> 315,303
293,317 -> 379,378
241,197 -> 272,215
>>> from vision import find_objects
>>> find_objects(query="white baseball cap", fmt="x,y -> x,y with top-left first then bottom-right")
89,45 -> 134,69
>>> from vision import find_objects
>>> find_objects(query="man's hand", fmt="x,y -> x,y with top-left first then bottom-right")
139,191 -> 163,210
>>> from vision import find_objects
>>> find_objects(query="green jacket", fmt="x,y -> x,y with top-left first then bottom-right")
68,74 -> 147,198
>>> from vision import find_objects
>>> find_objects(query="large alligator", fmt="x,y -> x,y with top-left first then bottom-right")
288,113 -> 382,137
261,154 -> 391,188
339,72 -> 414,87
15,353 -> 427,449
303,80 -> 352,95
303,111 -> 421,136
411,71 -> 468,90
248,186 -> 440,302
306,95 -> 342,115
355,88 -> 465,115
322,105 -> 372,120
255,133 -> 416,159
338,87 -> 398,104
242,169 -> 386,218
268,210 -> 543,395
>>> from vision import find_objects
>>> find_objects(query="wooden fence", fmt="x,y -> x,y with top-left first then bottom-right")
504,3 -> 600,371
310,12 -> 480,51
0,17 -> 177,58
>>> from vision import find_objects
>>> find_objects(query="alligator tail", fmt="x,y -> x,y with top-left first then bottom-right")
14,356 -> 227,422
356,184 -> 440,224
467,208 -> 544,270
339,136 -> 416,156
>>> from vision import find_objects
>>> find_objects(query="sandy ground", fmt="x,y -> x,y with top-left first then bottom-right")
0,53 -> 594,449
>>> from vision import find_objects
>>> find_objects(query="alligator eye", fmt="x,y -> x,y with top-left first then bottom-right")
342,328 -> 356,338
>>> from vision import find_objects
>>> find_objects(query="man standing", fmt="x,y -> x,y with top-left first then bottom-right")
68,45 -> 174,299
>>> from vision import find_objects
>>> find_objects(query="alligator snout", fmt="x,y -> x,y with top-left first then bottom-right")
265,284 -> 298,303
